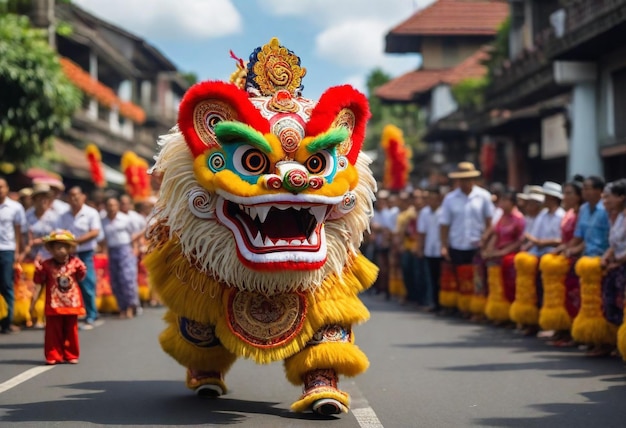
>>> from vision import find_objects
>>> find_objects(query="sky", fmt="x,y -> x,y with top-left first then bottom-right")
73,0 -> 436,99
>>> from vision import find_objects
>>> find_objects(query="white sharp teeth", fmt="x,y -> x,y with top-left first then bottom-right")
253,232 -> 263,247
256,205 -> 271,223
276,239 -> 289,246
293,206 -> 301,211
264,237 -> 274,247
291,239 -> 302,246
310,206 -> 327,224
301,238 -> 310,246
248,206 -> 259,221
277,205 -> 289,210
309,232 -> 319,245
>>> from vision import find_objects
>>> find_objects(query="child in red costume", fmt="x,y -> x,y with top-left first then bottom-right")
33,230 -> 86,365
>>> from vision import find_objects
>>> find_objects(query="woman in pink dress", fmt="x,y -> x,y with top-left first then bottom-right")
547,176 -> 584,346
483,191 -> 526,323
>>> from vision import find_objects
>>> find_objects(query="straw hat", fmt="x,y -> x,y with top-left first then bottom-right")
33,177 -> 65,191
31,182 -> 51,197
448,162 -> 481,179
540,181 -> 563,199
518,185 -> 544,203
43,230 -> 77,248
18,188 -> 33,198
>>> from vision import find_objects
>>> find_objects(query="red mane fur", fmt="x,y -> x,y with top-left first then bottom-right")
305,85 -> 371,164
178,81 -> 270,157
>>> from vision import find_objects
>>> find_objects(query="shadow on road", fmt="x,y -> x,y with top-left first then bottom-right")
474,381 -> 626,427
0,380 -> 334,425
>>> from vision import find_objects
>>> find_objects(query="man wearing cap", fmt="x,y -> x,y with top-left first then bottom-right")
0,177 -> 27,334
56,186 -> 102,329
523,182 -> 566,256
439,162 -> 495,315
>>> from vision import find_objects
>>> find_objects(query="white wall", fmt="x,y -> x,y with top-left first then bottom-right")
429,84 -> 458,124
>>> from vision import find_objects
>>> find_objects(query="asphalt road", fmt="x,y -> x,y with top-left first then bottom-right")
1,293 -> 625,427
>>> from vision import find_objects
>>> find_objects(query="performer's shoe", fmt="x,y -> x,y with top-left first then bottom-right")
186,368 -> 227,398
291,369 -> 350,414
312,398 -> 347,415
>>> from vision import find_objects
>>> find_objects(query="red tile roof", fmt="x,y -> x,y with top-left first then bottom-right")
375,69 -> 447,102
375,48 -> 491,102
389,0 -> 509,37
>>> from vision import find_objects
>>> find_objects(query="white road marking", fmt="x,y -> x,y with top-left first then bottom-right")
348,381 -> 384,428
0,366 -> 55,395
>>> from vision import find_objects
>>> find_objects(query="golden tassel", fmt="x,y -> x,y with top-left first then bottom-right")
485,265 -> 511,322
538,254 -> 572,331
509,252 -> 539,325
618,307 -> 626,361
571,257 -> 617,345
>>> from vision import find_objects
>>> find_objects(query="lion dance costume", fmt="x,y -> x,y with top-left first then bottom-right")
145,38 -> 378,415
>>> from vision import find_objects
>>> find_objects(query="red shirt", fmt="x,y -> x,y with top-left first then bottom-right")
494,208 -> 525,254
34,256 -> 87,316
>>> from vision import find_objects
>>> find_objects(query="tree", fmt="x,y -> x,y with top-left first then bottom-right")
0,13 -> 81,167
363,68 -> 424,153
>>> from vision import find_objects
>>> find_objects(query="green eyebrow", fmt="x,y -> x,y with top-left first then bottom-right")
307,127 -> 350,153
214,121 -> 271,153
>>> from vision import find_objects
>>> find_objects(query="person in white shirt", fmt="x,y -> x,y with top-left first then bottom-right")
33,177 -> 69,214
439,163 -> 495,315
0,178 -> 26,334
101,197 -> 141,319
523,182 -> 566,257
417,186 -> 443,311
56,186 -> 102,329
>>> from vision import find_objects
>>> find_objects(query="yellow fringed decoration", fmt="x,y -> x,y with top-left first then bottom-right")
0,296 -> 7,319
284,341 -> 369,385
571,257 -> 617,345
470,295 -> 486,315
13,263 -> 36,326
161,311 -> 237,373
618,309 -> 626,361
439,263 -> 458,308
388,271 -> 406,298
509,252 -> 539,325
291,387 -> 350,413
485,265 -> 511,322
96,295 -> 119,314
538,254 -> 572,331
146,236 -> 376,364
456,265 -> 474,313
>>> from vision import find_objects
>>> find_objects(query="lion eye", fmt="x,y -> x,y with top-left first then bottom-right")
233,145 -> 270,175
305,150 -> 335,176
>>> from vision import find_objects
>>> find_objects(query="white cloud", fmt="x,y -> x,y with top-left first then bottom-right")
259,0 -> 431,76
73,0 -> 242,40
342,74 -> 367,94
260,0 -> 435,27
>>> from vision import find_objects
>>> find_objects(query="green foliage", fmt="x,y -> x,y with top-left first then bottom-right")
0,14 -> 81,166
485,16 -> 510,80
363,68 -> 425,154
451,76 -> 488,110
182,71 -> 198,87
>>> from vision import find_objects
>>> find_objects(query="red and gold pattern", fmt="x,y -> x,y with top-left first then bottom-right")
225,289 -> 307,348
